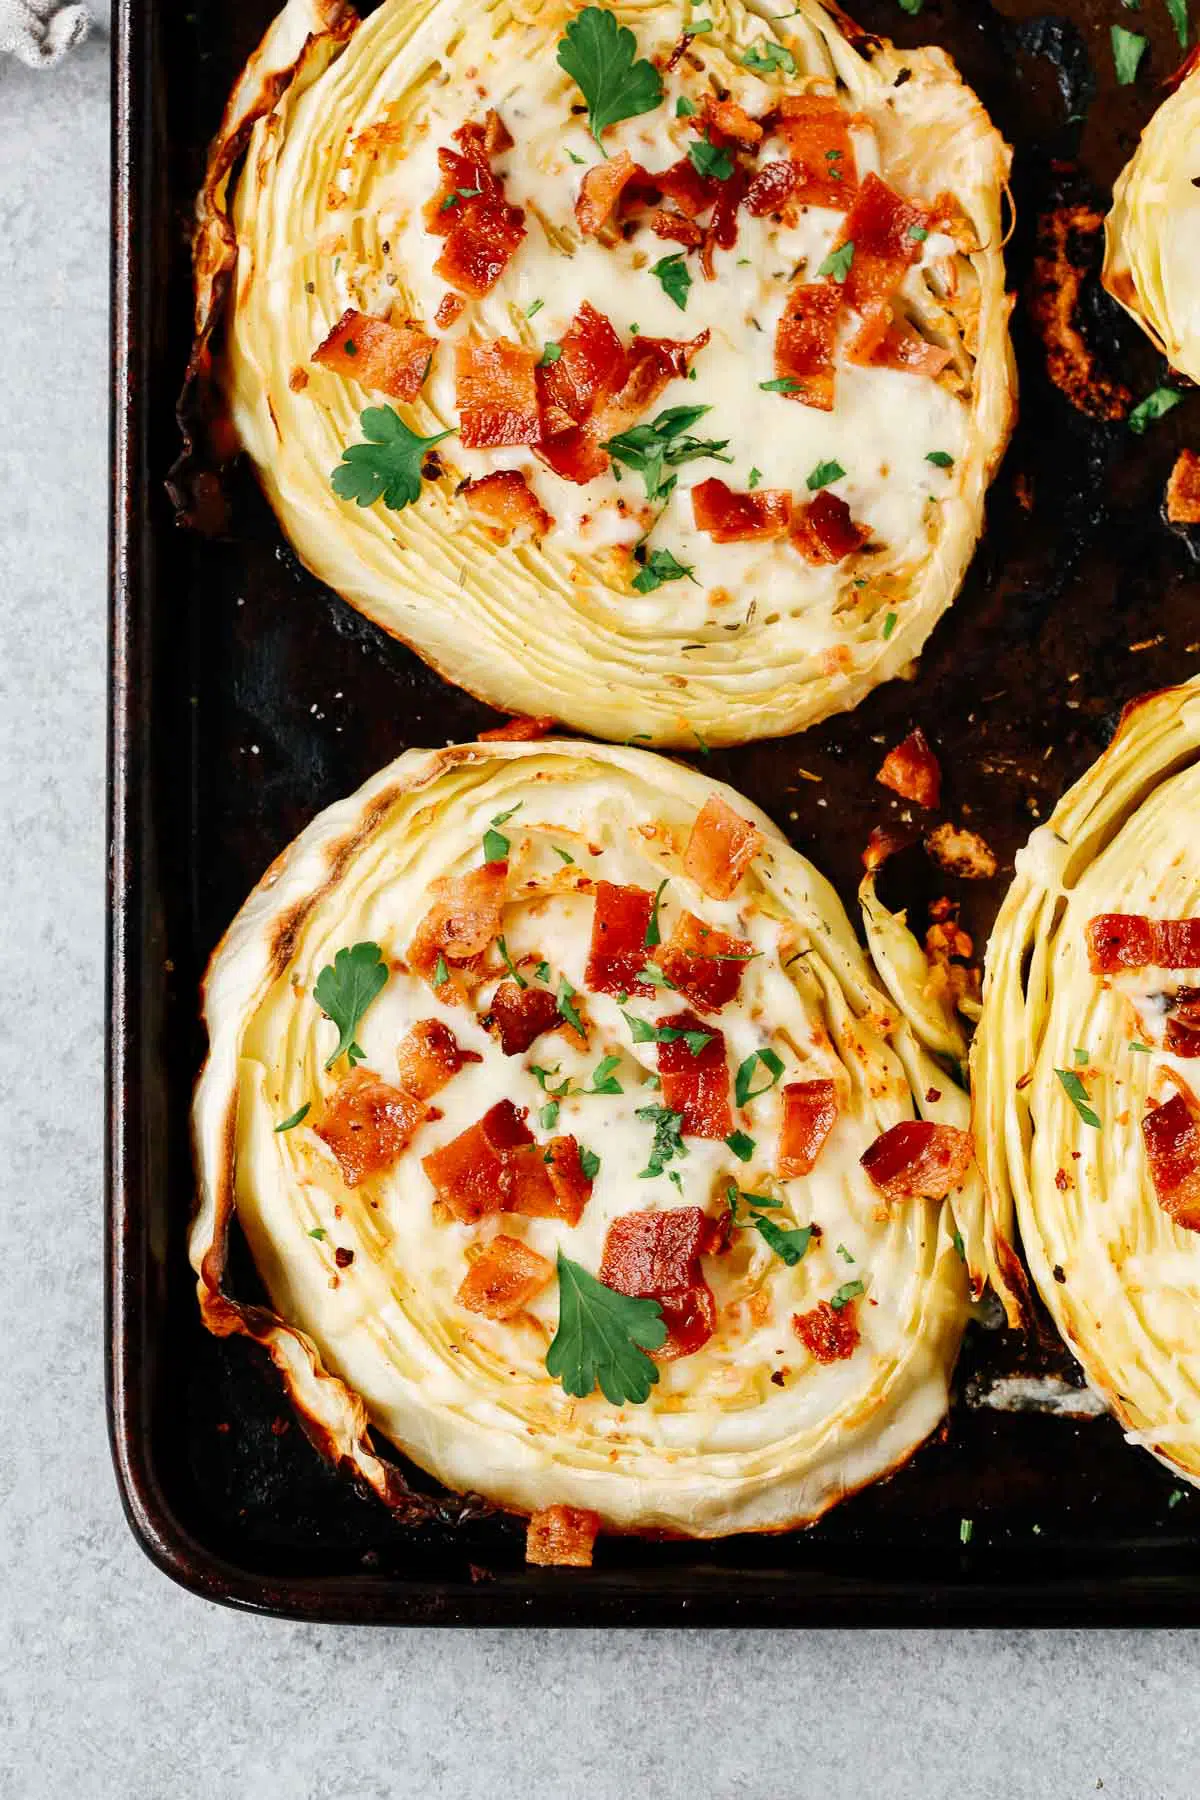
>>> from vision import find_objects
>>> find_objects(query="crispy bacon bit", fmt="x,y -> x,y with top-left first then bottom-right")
395,1019 -> 481,1100
701,94 -> 763,148
861,1120 -> 975,1201
834,172 -> 926,316
435,292 -> 465,330
649,207 -> 704,246
427,119 -> 525,298
847,312 -> 953,379
538,301 -> 627,429
455,339 -> 541,448
586,881 -> 656,996
790,489 -> 865,564
315,1070 -> 428,1188
526,1505 -> 601,1567
774,283 -> 843,410
657,910 -> 752,1013
862,823 -> 915,872
1143,1090 -> 1200,1232
924,898 -> 981,1015
691,478 -> 791,542
924,823 -> 998,881
1166,451 -> 1200,526
792,1299 -> 859,1363
312,310 -> 436,402
409,862 -> 508,997
478,714 -> 558,742
422,1099 -> 538,1222
640,156 -> 716,218
462,469 -> 552,537
485,980 -> 561,1056
684,795 -> 762,901
433,197 -> 526,298
576,149 -> 641,234
1086,915 -> 1200,973
537,315 -> 709,485
656,1008 -> 732,1139
877,728 -> 942,809
778,1080 -> 839,1178
600,1206 -> 717,1359
700,161 -> 748,280
744,158 -> 802,217
1166,991 -> 1200,1058
455,110 -> 513,159
456,1234 -> 554,1319
545,1135 -> 595,1227
775,95 -> 858,209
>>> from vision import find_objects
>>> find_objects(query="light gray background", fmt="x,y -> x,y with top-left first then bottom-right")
0,26 -> 1196,1800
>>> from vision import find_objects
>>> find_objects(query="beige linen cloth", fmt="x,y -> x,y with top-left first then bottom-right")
0,0 -> 92,65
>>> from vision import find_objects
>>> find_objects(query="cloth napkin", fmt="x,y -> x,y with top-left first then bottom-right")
0,0 -> 91,65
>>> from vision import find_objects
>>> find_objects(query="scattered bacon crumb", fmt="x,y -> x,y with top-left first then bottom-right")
315,1070 -> 429,1188
455,338 -> 542,447
778,1080 -> 839,1177
462,469 -> 553,536
456,1234 -> 554,1319
684,795 -> 762,900
427,118 -> 525,297
575,149 -> 640,234
925,822 -> 998,880
877,728 -> 942,810
774,282 -> 842,411
649,207 -> 704,247
478,714 -> 558,742
701,94 -> 763,148
847,313 -> 953,380
526,1505 -> 601,1567
1087,915 -> 1200,973
600,1206 -> 716,1359
484,980 -> 561,1056
790,490 -> 865,564
833,172 -> 927,316
586,881 -> 656,996
792,1299 -> 859,1363
395,1018 -> 481,1100
691,478 -> 791,542
1143,1089 -> 1200,1232
435,292 -> 465,330
656,1009 -> 732,1139
1166,451 -> 1200,526
775,94 -> 858,209
409,861 -> 508,999
545,1135 -> 595,1227
861,1120 -> 975,1201
657,910 -> 752,1013
312,310 -> 435,401
1166,991 -> 1200,1058
422,1099 -> 551,1222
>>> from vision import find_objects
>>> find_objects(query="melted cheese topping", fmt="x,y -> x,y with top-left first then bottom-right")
194,740 -> 974,1533
214,0 -> 1013,744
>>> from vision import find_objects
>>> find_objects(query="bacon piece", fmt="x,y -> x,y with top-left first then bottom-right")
425,145 -> 502,236
657,910 -> 752,1013
456,1234 -> 554,1319
585,881 -> 656,997
434,198 -> 526,299
484,980 -> 561,1056
861,1120 -> 975,1201
925,823 -> 998,881
684,795 -> 762,900
877,728 -> 942,810
454,109 -> 513,159
538,302 -> 628,429
575,149 -> 641,234
700,162 -> 748,280
1143,1090 -> 1200,1231
792,1299 -> 859,1363
539,323 -> 709,485
778,1080 -> 839,1178
435,292 -> 465,330
409,862 -> 508,998
846,312 -> 953,378
455,339 -> 541,447
649,208 -> 704,247
639,156 -> 717,218
315,1069 -> 428,1188
544,1134 -> 595,1227
775,95 -> 858,209
421,1099 -> 537,1222
1087,915 -> 1200,974
1167,992 -> 1200,1058
745,158 -> 803,218
526,1505 -> 601,1567
656,1009 -> 731,1139
774,282 -> 843,410
834,172 -> 926,316
790,490 -> 866,564
395,1019 -> 481,1100
862,823 -> 915,872
691,477 -> 791,542
701,95 -> 763,148
478,714 -> 558,742
312,310 -> 435,401
462,470 -> 552,536
1166,450 -> 1200,526
600,1206 -> 717,1359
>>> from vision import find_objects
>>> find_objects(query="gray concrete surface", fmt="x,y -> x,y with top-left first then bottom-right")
0,27 -> 1197,1800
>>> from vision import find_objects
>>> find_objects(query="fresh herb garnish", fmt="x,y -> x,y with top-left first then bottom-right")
748,466 -> 762,489
539,341 -> 563,366
534,960 -> 551,983
830,1278 -> 865,1310
734,1046 -> 786,1107
806,458 -> 845,491
897,0 -> 923,14
579,1145 -> 602,1181
557,975 -> 585,1035
566,147 -> 587,164
1111,24 -> 1147,82
540,1100 -> 560,1130
433,952 -> 450,987
551,844 -> 575,864
952,1230 -> 966,1261
331,407 -> 453,511
275,1102 -> 311,1133
603,404 -> 730,502
621,1010 -> 713,1055
308,1227 -> 328,1240
525,298 -> 545,319
639,961 -> 678,989
817,240 -> 855,283
531,1064 -> 577,1098
1073,1046 -> 1089,1066
1166,0 -> 1189,46
882,612 -> 898,640
651,252 -> 692,312
1130,1041 -> 1152,1054
907,222 -> 928,241
645,878 -> 668,948
725,1129 -> 756,1161
926,450 -> 954,468
742,38 -> 797,74
546,1250 -> 666,1403
313,942 -> 389,1070
960,1517 -> 974,1545
483,803 -> 521,863
586,1054 -> 624,1095
688,134 -> 734,182
836,1243 -> 855,1262
633,548 -> 696,593
1055,1067 -> 1100,1127
440,184 -> 483,212
497,934 -> 527,988
676,94 -> 698,117
1129,386 -> 1182,434
759,376 -> 803,394
727,1183 -> 813,1265
636,1103 -> 688,1178
556,5 -> 664,146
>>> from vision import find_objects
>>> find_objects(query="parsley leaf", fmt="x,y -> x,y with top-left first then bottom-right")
556,6 -> 664,145
275,1102 -> 311,1133
959,1516 -> 974,1545
636,1103 -> 688,1178
483,802 -> 521,863
531,1064 -> 577,1098
1166,0 -> 1190,46
308,1227 -> 327,1240
552,844 -> 576,864
621,1010 -> 713,1055
525,298 -> 545,318
586,1054 -> 624,1095
743,38 -> 797,74
639,961 -> 678,989
604,404 -> 730,502
830,1278 -> 866,1310
882,611 -> 898,640
645,878 -> 668,948
726,1129 -> 756,1161
557,975 -> 585,1035
313,942 -> 389,1070
817,241 -> 855,283
1129,386 -> 1182,434
539,341 -> 563,366
546,1250 -> 666,1403
541,1100 -> 560,1130
897,0 -> 923,14
734,1046 -> 785,1107
748,466 -> 762,489
497,934 -> 527,988
433,952 -> 450,987
676,94 -> 698,117
1055,1067 -> 1101,1128
926,450 -> 954,468
688,135 -> 734,182
579,1145 -> 602,1181
1111,24 -> 1147,82
534,960 -> 551,982
806,458 -> 845,491
331,407 -> 452,511
727,1184 -> 813,1265
759,376 -> 803,394
440,185 -> 482,212
652,252 -> 692,312
633,548 -> 695,593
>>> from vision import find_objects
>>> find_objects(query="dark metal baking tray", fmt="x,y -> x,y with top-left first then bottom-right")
109,0 -> 1200,1622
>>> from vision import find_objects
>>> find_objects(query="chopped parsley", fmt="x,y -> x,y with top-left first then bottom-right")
748,466 -> 762,488
525,297 -> 545,318
483,802 -> 521,863
439,185 -> 482,212
806,458 -> 845,491
727,1184 -> 813,1265
636,1103 -> 688,1178
817,241 -> 855,283
1055,1067 -> 1100,1128
836,1243 -> 855,1262
639,961 -> 678,989
312,942 -> 389,1070
579,1145 -> 602,1181
496,934 -> 527,987
1111,24 -> 1147,83
926,450 -> 954,468
585,1054 -> 624,1095
651,252 -> 692,312
546,1250 -> 666,1404
1166,0 -> 1189,46
645,878 -> 668,948
540,1100 -> 561,1130
830,1278 -> 866,1310
1129,386 -> 1182,434
676,94 -> 698,117
539,341 -> 563,366
952,1230 -> 966,1261
725,1129 -> 756,1161
734,1046 -> 785,1107
556,5 -> 664,145
275,1102 -> 311,1133
433,952 -> 450,987
552,844 -> 576,865
882,612 -> 898,640
621,1010 -> 713,1055
556,975 -> 585,1035
688,135 -> 734,182
633,548 -> 696,593
604,404 -> 730,503
959,1517 -> 974,1545
742,38 -> 796,74
759,376 -> 803,394
308,1227 -> 328,1241
331,407 -> 452,512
